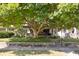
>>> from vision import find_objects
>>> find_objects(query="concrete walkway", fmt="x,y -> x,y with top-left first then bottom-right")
0,42 -> 8,49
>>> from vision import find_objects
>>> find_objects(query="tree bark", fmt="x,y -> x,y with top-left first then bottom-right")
33,31 -> 38,38
32,29 -> 38,38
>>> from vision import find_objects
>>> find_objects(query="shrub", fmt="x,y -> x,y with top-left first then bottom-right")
63,38 -> 79,42
10,36 -> 56,42
10,36 -> 79,43
0,32 -> 14,38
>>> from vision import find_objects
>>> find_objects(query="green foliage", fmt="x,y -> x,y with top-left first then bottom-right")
63,38 -> 79,43
57,3 -> 79,29
0,3 -> 79,29
0,3 -> 79,37
10,37 -> 57,42
9,37 -> 79,44
0,3 -> 21,27
0,32 -> 14,38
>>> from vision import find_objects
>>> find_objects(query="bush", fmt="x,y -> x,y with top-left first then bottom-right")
0,32 -> 14,38
10,36 -> 79,43
63,38 -> 79,43
10,37 -> 56,42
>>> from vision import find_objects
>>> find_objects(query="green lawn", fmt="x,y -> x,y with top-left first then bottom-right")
0,50 -> 66,56
0,38 -> 10,42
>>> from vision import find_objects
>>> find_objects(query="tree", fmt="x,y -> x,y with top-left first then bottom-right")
0,3 -> 79,38
14,3 -> 59,38
0,3 -> 19,31
57,3 -> 79,29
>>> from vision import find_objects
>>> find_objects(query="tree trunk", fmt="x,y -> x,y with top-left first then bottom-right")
33,31 -> 38,38
32,29 -> 38,38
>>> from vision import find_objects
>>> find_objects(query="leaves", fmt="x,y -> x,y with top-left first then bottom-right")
0,3 -> 79,30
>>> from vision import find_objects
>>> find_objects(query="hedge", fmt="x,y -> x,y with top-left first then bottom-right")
9,37 -> 79,44
0,32 -> 14,38
10,37 -> 58,42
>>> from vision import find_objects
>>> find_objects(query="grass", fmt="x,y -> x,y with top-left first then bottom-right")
0,50 -> 66,56
0,37 -> 79,56
62,38 -> 79,44
0,37 -> 58,43
9,37 -> 57,42
0,38 -> 10,42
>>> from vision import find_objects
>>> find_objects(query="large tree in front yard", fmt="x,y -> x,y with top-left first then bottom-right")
1,3 -> 79,38
15,3 -> 59,38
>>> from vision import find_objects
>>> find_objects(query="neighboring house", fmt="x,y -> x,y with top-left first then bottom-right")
56,27 -> 79,39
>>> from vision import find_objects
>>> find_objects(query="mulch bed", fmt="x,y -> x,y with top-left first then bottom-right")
8,43 -> 78,48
